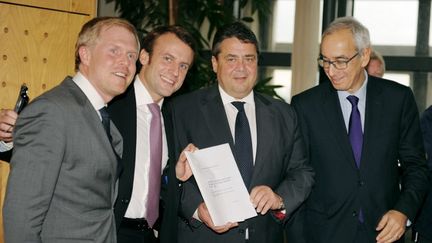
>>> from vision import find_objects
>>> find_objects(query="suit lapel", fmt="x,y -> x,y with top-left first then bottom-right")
321,83 -> 358,170
66,78 -> 119,177
109,85 -> 137,176
361,77 -> 383,170
200,86 -> 234,148
250,94 -> 275,187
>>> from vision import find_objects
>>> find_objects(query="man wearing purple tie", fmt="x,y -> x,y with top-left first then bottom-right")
288,16 -> 429,243
108,26 -> 196,243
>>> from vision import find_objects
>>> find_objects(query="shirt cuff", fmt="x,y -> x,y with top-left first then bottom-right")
0,141 -> 13,152
192,209 -> 201,221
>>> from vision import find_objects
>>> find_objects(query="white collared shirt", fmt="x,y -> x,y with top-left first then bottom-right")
124,75 -> 168,218
73,72 -> 106,118
0,141 -> 13,152
218,85 -> 257,164
337,70 -> 368,132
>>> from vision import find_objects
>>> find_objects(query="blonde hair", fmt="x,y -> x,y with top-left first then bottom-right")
74,17 -> 140,71
368,49 -> 386,73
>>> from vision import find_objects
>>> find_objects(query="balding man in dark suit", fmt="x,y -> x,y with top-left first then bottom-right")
290,16 -> 429,243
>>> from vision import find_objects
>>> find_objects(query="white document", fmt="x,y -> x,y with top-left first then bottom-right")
185,143 -> 257,226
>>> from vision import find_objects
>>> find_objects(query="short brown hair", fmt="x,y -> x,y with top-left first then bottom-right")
142,26 -> 196,59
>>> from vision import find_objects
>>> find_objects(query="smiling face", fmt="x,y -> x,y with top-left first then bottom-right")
321,28 -> 370,93
212,37 -> 258,99
79,25 -> 138,103
138,33 -> 194,102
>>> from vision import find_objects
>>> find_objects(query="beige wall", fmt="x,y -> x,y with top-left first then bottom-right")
291,0 -> 321,97
0,1 -> 96,241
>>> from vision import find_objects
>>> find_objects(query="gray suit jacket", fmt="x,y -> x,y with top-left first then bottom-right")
3,77 -> 122,243
169,85 -> 314,243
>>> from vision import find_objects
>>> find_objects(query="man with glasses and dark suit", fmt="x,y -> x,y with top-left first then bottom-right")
289,16 -> 429,243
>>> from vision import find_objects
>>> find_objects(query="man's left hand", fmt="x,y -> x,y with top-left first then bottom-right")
376,210 -> 407,243
175,143 -> 197,181
250,185 -> 283,215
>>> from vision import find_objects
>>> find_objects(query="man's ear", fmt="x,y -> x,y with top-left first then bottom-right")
211,56 -> 218,73
78,46 -> 91,66
360,47 -> 371,68
139,49 -> 150,66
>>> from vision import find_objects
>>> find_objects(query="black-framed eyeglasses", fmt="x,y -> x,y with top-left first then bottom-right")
317,52 -> 359,70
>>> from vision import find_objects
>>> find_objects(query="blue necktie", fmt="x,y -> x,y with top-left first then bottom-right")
347,95 -> 364,222
232,101 -> 253,187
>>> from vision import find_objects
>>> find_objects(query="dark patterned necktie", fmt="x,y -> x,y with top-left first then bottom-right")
99,107 -> 122,178
232,101 -> 253,187
347,95 -> 363,168
347,95 -> 364,222
99,107 -> 112,142
146,103 -> 162,228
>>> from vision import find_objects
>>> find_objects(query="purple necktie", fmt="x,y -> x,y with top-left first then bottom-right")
347,95 -> 363,168
347,95 -> 364,222
146,103 -> 162,228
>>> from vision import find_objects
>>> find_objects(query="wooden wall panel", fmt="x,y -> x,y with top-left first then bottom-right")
0,3 -> 92,104
0,0 -> 96,15
0,1 -> 96,241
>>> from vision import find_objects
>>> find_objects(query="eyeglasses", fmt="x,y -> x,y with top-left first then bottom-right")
318,52 -> 359,70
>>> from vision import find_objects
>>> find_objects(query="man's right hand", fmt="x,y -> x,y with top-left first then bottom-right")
197,202 -> 238,233
0,109 -> 18,142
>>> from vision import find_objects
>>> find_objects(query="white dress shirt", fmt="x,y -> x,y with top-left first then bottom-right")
219,85 -> 257,163
125,76 -> 168,219
337,71 -> 368,132
73,72 -> 106,118
0,141 -> 13,152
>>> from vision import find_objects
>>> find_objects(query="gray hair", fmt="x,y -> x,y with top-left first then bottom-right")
322,16 -> 371,56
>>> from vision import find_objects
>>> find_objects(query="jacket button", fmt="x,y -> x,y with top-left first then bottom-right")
122,199 -> 129,203
239,229 -> 245,234
352,211 -> 357,217
358,180 -> 364,186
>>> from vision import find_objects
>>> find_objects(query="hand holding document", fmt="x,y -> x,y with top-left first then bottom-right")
185,143 -> 257,226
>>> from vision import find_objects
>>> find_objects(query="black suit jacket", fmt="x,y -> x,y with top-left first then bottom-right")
108,84 -> 179,243
413,105 -> 432,240
290,76 -> 429,243
169,85 -> 314,243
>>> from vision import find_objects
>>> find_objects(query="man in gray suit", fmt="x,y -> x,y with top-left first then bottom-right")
3,17 -> 140,243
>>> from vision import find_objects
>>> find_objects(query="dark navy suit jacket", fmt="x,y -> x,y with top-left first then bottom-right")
413,105 -> 432,240
290,76 -> 429,243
